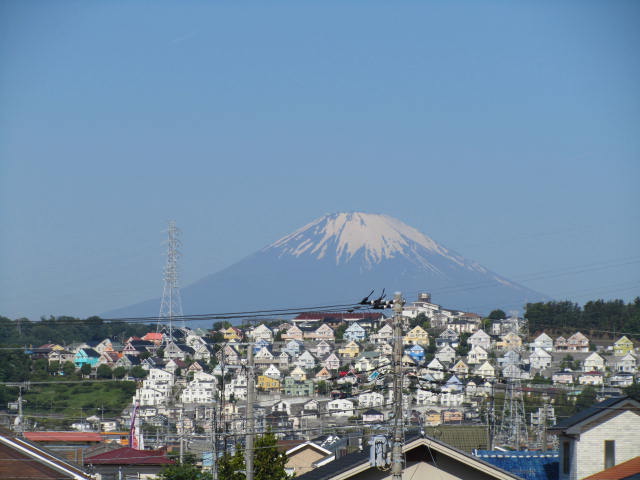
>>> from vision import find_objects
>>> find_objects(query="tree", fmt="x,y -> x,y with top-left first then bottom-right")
62,361 -> 76,376
317,380 -> 329,395
488,309 -> 506,320
80,363 -> 91,377
113,366 -> 127,379
130,366 -> 148,379
159,462 -> 212,480
624,383 -> 640,402
218,432 -> 289,480
97,364 -> 112,379
575,385 -> 598,411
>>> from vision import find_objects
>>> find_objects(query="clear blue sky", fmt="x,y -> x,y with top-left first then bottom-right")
1,1 -> 638,319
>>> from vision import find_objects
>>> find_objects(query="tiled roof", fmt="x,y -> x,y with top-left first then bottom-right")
84,447 -> 174,465
474,450 -> 559,480
582,456 -> 640,480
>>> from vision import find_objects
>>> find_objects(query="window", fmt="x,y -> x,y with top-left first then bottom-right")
605,440 -> 615,470
563,441 -> 571,474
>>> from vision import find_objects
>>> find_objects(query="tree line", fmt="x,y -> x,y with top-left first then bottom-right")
525,297 -> 640,338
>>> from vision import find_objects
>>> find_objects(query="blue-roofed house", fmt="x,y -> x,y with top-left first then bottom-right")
473,450 -> 559,480
406,344 -> 425,363
74,348 -> 100,368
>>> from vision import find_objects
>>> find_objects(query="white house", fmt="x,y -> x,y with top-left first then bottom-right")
614,353 -> 637,373
358,391 -> 384,408
530,332 -> 554,352
529,348 -> 553,370
344,322 -> 367,342
583,352 -> 605,372
468,329 -> 491,351
550,396 -> 640,480
371,323 -> 393,344
435,345 -> 456,364
327,399 -> 354,417
467,345 -> 488,365
295,350 -> 316,370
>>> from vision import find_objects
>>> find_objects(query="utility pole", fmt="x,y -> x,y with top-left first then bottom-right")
541,394 -> 549,452
179,407 -> 184,463
17,384 -> 24,436
488,383 -> 495,450
391,292 -> 405,480
211,406 -> 218,480
246,343 -> 255,480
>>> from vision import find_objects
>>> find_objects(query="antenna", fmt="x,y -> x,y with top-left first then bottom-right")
158,221 -> 184,337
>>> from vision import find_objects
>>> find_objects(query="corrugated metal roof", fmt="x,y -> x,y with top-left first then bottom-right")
84,447 -> 174,465
24,432 -> 102,443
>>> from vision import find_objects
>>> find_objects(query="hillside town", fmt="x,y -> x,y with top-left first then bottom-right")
2,292 -> 639,480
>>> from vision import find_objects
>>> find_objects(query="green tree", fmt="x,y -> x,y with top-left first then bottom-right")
159,462 -> 212,480
218,447 -> 246,480
218,432 -> 289,480
97,364 -> 112,379
62,361 -> 76,377
624,383 -> 640,402
80,363 -> 91,377
575,385 -> 598,411
316,380 -> 329,395
130,366 -> 148,379
112,366 -> 127,379
488,309 -> 506,320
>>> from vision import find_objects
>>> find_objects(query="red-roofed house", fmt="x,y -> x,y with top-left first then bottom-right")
583,456 -> 640,480
142,332 -> 164,345
84,447 -> 174,479
0,429 -> 92,480
23,432 -> 102,464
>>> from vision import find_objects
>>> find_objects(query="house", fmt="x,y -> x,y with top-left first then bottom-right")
257,375 -> 281,392
296,350 -> 317,370
116,354 -> 140,369
474,361 -> 496,379
403,325 -> 430,346
582,456 -> 640,480
0,430 -> 93,480
502,364 -> 529,380
609,372 -> 634,388
222,326 -> 243,341
497,332 -> 522,351
362,409 -> 384,423
435,345 -> 456,364
530,332 -> 554,352
529,348 -> 553,370
327,399 -> 354,417
98,351 -> 121,368
338,340 -> 360,359
283,378 -> 314,396
283,340 -> 303,358
614,353 -> 637,373
613,336 -> 635,357
436,328 -> 459,348
584,352 -> 606,372
371,323 -> 393,344
406,344 -> 425,363
468,329 -> 491,351
555,336 -> 569,352
358,391 -> 384,408
180,372 -> 217,404
415,389 -> 439,406
323,353 -> 341,371
315,367 -> 332,381
163,341 -> 194,360
567,332 -> 590,352
249,324 -> 274,342
425,358 -> 446,380
315,340 -> 332,357
441,409 -> 464,423
451,359 -> 469,377
343,322 -> 366,342
467,345 -> 488,365
84,447 -> 174,480
294,433 -> 522,480
282,325 -> 304,341
264,364 -> 282,379
254,346 -> 275,366
48,349 -> 75,366
549,396 -> 640,480
73,348 -> 100,368
552,370 -> 575,385
283,441 -> 334,478
498,350 -> 521,367
578,371 -> 603,386
290,366 -> 307,381
311,323 -> 336,341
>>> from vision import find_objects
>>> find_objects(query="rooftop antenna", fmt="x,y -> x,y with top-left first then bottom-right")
158,221 -> 184,338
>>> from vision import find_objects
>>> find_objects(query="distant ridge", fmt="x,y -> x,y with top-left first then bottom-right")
104,212 -> 546,319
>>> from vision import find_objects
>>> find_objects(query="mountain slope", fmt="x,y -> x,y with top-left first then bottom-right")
104,213 -> 545,319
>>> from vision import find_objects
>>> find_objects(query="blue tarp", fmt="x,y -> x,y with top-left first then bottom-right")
473,450 -> 559,480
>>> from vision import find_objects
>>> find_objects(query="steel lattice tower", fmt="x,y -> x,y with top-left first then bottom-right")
158,221 -> 184,336
496,379 -> 528,449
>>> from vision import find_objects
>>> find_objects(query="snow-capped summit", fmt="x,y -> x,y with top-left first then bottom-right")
105,212 -> 545,318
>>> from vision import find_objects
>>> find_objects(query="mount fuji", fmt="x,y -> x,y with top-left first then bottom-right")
104,213 -> 545,318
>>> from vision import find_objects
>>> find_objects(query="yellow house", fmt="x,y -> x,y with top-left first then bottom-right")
257,375 -> 281,391
614,336 -> 634,356
497,331 -> 522,351
222,327 -> 242,341
338,340 -> 360,358
403,325 -> 430,346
